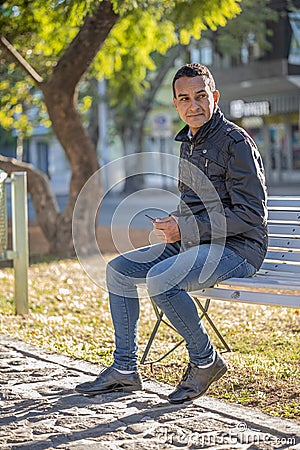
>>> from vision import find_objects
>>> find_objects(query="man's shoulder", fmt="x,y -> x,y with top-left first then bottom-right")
222,121 -> 257,148
222,121 -> 248,142
212,111 -> 250,145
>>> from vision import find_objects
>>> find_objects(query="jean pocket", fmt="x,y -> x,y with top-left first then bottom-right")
216,259 -> 256,284
245,261 -> 257,278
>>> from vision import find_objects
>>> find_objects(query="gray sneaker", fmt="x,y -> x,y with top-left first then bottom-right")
168,352 -> 227,404
75,366 -> 143,395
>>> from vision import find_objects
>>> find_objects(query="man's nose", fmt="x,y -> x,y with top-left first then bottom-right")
190,98 -> 200,110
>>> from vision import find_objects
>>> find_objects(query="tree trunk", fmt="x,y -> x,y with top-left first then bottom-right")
40,82 -> 100,251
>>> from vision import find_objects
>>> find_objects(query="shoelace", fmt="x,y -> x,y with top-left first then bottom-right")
181,363 -> 198,382
96,366 -> 112,379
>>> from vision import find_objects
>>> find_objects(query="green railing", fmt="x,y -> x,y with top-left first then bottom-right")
0,170 -> 29,315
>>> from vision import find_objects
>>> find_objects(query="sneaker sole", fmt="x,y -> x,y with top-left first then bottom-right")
168,365 -> 227,404
76,383 -> 143,396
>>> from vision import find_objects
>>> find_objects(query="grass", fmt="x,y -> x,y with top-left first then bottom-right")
0,255 -> 299,423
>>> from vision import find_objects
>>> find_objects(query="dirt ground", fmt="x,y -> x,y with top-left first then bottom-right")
25,224 -> 151,255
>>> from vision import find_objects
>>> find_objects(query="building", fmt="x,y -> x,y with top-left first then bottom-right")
209,0 -> 300,185
148,0 -> 300,187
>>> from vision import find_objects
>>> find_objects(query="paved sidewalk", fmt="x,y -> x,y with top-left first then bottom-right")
0,334 -> 299,450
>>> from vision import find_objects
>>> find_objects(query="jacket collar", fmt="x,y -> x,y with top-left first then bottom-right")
175,106 -> 224,143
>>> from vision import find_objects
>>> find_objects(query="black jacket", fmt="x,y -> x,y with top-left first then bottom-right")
172,107 -> 268,270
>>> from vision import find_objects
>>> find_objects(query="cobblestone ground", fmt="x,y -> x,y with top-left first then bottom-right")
0,334 -> 299,450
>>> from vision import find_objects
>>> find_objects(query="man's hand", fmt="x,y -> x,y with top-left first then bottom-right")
153,215 -> 180,243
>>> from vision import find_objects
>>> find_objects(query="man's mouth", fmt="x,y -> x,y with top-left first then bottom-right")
187,113 -> 203,118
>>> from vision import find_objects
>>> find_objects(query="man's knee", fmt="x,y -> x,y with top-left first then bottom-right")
106,255 -> 126,287
106,254 -> 141,298
146,264 -> 173,300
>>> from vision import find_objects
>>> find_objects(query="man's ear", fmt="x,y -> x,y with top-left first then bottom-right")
173,97 -> 178,110
213,90 -> 220,106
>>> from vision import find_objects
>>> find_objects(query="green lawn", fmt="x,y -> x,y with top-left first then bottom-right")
0,256 -> 299,422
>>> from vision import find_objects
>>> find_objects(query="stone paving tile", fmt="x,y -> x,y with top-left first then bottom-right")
0,334 -> 299,450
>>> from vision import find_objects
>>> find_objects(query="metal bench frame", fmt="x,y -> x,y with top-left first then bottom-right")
141,196 -> 300,365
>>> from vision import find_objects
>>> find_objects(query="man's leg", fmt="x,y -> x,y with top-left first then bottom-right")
75,242 -> 181,395
107,241 -> 181,371
146,244 -> 256,403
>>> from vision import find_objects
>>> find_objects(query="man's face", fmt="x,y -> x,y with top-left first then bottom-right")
173,75 -> 220,135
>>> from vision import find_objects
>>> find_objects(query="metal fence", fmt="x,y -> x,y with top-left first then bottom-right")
0,171 -> 28,314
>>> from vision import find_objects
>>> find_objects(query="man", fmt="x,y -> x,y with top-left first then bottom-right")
76,63 -> 268,404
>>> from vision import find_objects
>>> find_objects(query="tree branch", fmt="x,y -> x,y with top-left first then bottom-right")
0,35 -> 43,84
50,0 -> 119,93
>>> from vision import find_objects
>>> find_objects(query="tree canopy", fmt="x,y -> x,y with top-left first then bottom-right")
209,0 -> 277,60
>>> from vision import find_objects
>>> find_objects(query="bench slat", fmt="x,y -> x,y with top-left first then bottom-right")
268,206 -> 300,212
268,197 -> 300,207
261,260 -> 300,272
219,274 -> 300,290
257,268 -> 300,278
268,210 -> 300,222
191,287 -> 300,308
268,224 -> 300,236
266,250 -> 300,262
268,237 -> 300,250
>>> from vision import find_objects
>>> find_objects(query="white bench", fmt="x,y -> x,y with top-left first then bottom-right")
141,196 -> 300,365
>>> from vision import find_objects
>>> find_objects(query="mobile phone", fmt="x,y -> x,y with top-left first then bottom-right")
145,214 -> 156,222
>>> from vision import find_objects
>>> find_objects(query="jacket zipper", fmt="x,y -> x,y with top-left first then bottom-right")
204,158 -> 209,175
189,142 -> 194,156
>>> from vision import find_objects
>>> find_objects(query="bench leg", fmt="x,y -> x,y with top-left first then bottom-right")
192,297 -> 231,353
140,299 -> 184,365
141,297 -> 231,365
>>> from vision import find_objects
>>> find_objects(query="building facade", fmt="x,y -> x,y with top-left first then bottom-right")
210,0 -> 300,185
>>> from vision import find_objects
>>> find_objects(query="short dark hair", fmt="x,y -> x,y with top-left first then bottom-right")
172,63 -> 216,98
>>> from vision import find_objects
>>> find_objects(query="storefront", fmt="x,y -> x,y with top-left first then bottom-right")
220,93 -> 300,185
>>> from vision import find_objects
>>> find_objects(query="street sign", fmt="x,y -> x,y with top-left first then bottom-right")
151,113 -> 172,137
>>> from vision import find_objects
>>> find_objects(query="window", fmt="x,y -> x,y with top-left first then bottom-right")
36,142 -> 49,175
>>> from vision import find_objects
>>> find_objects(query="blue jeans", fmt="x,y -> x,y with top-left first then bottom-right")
106,242 -> 256,371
